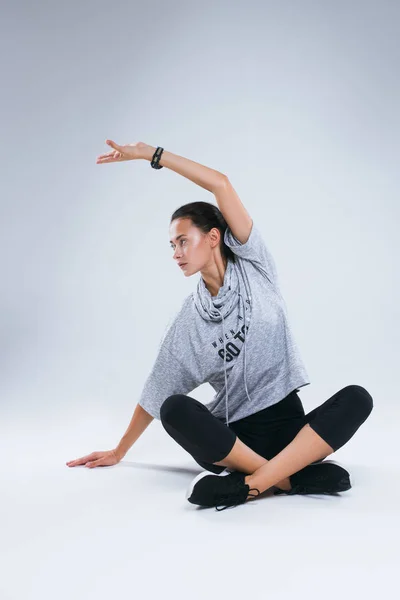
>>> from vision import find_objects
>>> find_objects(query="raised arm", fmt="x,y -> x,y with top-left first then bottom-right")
141,144 -> 225,193
97,140 -> 252,243
141,145 -> 253,244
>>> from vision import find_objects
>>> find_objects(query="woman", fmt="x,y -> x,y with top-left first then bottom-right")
67,140 -> 373,512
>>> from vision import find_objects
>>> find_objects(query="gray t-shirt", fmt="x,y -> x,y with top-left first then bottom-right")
138,220 -> 310,425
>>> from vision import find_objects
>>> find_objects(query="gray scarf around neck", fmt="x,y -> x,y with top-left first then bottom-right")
193,258 -> 253,425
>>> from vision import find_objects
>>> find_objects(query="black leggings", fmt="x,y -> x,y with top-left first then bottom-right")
160,385 -> 373,474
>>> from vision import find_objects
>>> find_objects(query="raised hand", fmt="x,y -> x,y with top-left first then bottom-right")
96,140 -> 149,164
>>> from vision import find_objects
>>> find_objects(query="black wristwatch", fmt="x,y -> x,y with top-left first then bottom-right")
150,146 -> 164,169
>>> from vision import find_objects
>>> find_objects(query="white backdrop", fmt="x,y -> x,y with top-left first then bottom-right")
1,1 -> 399,599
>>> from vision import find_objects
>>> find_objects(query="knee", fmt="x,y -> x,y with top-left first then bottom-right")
160,394 -> 187,424
344,384 -> 374,419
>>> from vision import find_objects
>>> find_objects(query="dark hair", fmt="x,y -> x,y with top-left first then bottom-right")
170,201 -> 236,263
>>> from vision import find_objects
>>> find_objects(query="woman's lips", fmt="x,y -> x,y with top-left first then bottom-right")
180,263 -> 187,268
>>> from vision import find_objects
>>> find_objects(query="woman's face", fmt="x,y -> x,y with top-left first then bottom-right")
169,218 -> 218,276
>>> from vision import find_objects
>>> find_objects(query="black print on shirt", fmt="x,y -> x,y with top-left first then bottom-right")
216,322 -> 249,362
210,299 -> 251,363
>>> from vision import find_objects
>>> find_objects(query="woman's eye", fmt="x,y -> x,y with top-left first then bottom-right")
172,240 -> 186,249
171,239 -> 187,251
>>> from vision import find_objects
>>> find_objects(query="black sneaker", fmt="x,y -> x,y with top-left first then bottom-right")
186,468 -> 261,511
273,460 -> 351,495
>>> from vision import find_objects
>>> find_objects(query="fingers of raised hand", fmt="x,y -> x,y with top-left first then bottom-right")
96,150 -> 124,163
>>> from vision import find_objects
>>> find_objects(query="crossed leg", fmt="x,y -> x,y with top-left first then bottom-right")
214,423 -> 334,497
214,384 -> 373,500
160,384 -> 373,499
214,436 -> 293,491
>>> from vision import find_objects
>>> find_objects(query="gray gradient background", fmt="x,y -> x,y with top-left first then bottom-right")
1,1 -> 399,599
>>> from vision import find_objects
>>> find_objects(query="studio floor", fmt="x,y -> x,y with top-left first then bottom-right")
1,403 -> 398,600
